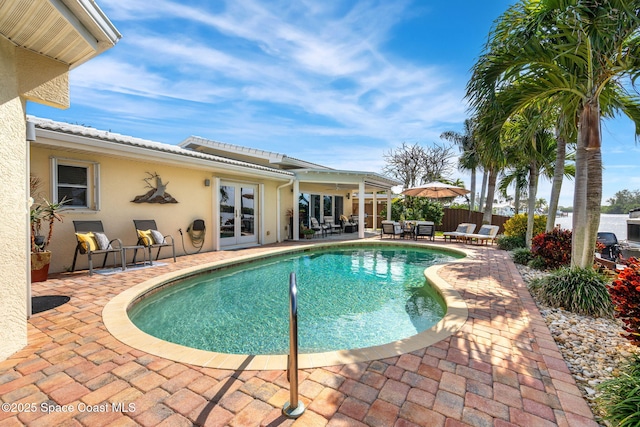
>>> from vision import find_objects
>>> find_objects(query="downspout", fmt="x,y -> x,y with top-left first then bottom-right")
277,179 -> 294,242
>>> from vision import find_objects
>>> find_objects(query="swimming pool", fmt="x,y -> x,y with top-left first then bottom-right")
103,241 -> 469,370
128,246 -> 459,355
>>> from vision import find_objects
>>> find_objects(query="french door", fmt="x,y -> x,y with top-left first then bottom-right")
219,182 -> 257,247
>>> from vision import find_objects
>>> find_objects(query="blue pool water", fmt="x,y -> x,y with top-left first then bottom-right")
128,246 -> 460,355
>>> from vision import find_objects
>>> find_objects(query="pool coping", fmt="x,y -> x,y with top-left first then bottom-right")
102,240 -> 472,370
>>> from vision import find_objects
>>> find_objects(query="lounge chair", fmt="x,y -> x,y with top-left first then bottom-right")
380,220 -> 403,239
443,223 -> 476,242
324,217 -> 342,234
71,220 -> 124,276
414,221 -> 435,241
463,224 -> 500,245
133,219 -> 176,264
309,217 -> 327,237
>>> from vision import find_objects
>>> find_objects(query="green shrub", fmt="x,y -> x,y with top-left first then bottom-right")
531,228 -> 572,269
596,355 -> 640,427
512,248 -> 533,265
384,197 -> 444,225
528,267 -> 614,317
497,235 -> 526,251
503,213 -> 546,240
527,256 -> 548,270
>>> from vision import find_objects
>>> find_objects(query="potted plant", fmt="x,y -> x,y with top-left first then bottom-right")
30,176 -> 69,282
302,227 -> 315,239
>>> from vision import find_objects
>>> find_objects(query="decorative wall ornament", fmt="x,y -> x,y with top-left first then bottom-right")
132,172 -> 178,204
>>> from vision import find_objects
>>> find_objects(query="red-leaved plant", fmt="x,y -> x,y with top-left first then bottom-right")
608,258 -> 640,346
531,228 -> 572,269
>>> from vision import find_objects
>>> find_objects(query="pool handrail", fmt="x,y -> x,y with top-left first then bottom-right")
282,272 -> 305,418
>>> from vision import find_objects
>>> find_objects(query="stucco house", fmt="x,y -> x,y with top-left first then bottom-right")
28,117 -> 399,275
1,0 -> 120,360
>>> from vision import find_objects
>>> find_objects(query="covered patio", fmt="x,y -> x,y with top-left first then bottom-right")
0,239 -> 597,426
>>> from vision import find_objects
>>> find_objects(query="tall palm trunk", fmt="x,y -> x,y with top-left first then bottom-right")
582,99 -> 602,267
478,169 -> 488,213
526,160 -> 539,248
572,100 -> 602,268
514,190 -> 520,214
571,126 -> 588,268
469,168 -> 477,211
546,134 -> 566,231
482,167 -> 497,225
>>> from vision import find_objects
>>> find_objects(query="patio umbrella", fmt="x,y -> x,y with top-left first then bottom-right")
401,182 -> 470,199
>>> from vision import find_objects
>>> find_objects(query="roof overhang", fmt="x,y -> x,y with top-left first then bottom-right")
294,168 -> 401,191
180,136 -> 330,170
0,0 -> 121,68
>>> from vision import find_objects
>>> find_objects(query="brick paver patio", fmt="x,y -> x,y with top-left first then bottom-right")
0,239 -> 598,426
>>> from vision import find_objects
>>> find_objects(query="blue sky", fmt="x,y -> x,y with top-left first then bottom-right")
27,0 -> 640,208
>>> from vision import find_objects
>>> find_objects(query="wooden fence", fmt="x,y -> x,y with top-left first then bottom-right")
351,203 -> 510,234
439,208 -> 510,234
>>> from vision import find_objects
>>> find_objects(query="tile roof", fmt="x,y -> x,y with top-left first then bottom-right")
28,116 -> 295,177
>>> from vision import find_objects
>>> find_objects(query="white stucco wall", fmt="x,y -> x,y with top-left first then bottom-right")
1,36 -> 72,361
30,144 -> 288,273
0,37 -> 29,360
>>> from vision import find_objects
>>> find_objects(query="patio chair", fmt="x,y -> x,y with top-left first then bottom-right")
380,220 -> 403,239
309,217 -> 327,237
133,219 -> 176,264
442,223 -> 476,242
324,217 -> 341,234
340,215 -> 358,233
414,221 -> 435,241
463,224 -> 500,245
71,220 -> 124,276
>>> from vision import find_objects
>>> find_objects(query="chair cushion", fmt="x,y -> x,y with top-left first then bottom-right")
137,229 -> 154,246
456,224 -> 467,233
93,232 -> 113,250
478,226 -> 492,235
76,232 -> 97,252
150,229 -> 166,245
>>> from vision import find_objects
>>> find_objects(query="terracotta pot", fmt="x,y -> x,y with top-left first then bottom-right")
31,252 -> 52,283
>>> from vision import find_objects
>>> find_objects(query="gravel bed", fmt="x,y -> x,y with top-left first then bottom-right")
515,263 -> 639,423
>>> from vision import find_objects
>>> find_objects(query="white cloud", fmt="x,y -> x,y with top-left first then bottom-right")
89,0 -> 467,145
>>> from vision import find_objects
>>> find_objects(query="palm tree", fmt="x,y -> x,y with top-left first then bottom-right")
467,0 -> 640,268
441,119 -> 479,211
498,165 -> 528,214
473,104 -> 508,225
501,105 -> 558,247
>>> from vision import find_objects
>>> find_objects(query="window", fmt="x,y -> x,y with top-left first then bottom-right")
51,158 -> 99,210
323,195 -> 333,219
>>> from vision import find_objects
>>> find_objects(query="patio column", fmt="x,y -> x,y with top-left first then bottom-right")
358,181 -> 365,238
372,191 -> 377,232
214,177 -> 221,251
387,191 -> 392,220
293,180 -> 299,241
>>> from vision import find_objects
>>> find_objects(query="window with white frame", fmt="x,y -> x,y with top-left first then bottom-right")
51,158 -> 100,210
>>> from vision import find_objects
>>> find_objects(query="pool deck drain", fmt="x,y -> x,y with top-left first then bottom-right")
0,238 -> 598,426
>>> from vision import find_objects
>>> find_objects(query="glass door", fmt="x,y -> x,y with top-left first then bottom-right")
219,182 -> 257,247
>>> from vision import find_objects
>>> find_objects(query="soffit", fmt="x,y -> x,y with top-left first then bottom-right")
295,169 -> 401,191
0,0 -> 120,67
